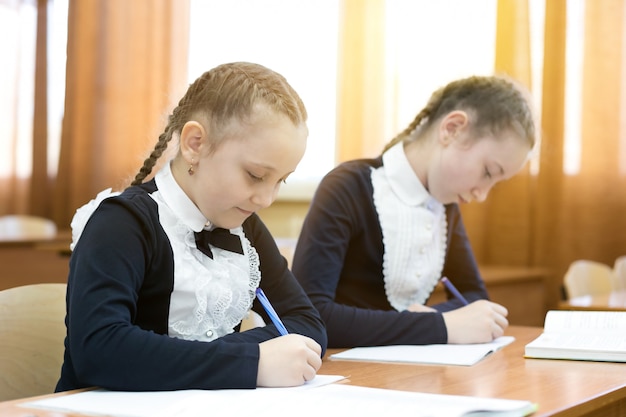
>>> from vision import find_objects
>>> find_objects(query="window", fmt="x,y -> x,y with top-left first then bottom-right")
188,0 -> 339,198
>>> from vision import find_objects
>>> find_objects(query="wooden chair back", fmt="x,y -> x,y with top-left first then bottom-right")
612,256 -> 626,291
563,260 -> 613,299
0,283 -> 67,401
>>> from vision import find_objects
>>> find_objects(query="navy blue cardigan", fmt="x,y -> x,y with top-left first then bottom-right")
56,180 -> 327,392
292,156 -> 488,348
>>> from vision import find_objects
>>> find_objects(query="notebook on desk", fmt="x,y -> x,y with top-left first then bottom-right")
330,336 -> 515,366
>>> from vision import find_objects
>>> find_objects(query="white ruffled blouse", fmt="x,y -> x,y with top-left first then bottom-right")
70,162 -> 259,342
371,142 -> 447,311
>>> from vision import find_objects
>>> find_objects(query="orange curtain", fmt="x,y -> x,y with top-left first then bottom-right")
554,0 -> 626,296
52,0 -> 189,228
460,0 -> 536,266
533,0 -> 567,304
336,0 -> 387,162
481,0 -> 626,307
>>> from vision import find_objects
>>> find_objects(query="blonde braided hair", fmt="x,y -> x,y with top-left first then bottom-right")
382,75 -> 536,153
131,62 -> 307,186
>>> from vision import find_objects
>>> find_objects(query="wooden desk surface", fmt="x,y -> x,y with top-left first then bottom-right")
322,326 -> 626,416
2,326 -> 625,417
0,229 -> 72,250
559,290 -> 626,311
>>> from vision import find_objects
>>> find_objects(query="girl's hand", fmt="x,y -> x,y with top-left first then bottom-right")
442,300 -> 509,344
257,334 -> 322,387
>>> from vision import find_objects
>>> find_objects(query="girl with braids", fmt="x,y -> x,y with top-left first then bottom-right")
56,62 -> 327,392
292,75 -> 536,348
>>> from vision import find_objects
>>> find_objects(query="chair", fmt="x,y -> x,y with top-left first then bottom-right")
0,215 -> 57,241
563,260 -> 613,299
240,310 -> 266,331
0,283 -> 67,401
612,256 -> 626,291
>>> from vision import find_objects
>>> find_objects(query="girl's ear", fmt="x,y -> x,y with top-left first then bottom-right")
438,110 -> 469,146
179,121 -> 207,162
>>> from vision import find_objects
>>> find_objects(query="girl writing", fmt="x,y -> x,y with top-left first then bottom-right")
56,62 -> 327,391
292,75 -> 536,348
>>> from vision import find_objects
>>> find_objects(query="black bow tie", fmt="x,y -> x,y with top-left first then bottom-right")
194,228 -> 244,259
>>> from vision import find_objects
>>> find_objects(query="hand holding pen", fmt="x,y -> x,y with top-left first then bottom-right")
254,287 -> 323,387
439,276 -> 509,344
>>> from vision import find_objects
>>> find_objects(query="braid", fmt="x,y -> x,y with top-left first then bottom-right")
130,62 -> 307,186
382,107 -> 432,153
381,75 -> 535,154
131,129 -> 175,186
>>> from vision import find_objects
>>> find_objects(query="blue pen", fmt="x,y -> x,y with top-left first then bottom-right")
255,287 -> 289,336
440,276 -> 469,305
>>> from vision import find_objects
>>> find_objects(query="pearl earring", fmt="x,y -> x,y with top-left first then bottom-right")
188,159 -> 195,176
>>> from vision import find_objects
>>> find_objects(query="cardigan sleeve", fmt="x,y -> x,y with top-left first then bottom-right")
292,162 -> 449,348
243,214 -> 327,352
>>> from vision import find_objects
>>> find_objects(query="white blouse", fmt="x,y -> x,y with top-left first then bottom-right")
70,162 -> 260,343
371,142 -> 447,311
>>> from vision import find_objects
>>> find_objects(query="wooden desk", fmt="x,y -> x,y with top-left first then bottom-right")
559,290 -> 626,311
324,326 -> 626,417
2,327 -> 626,416
0,229 -> 72,249
0,230 -> 71,290
429,265 -> 550,326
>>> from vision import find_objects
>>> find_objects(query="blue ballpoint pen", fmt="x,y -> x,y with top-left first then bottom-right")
440,276 -> 469,305
255,287 -> 289,336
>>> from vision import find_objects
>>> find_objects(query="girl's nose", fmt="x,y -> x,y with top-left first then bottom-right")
472,186 -> 490,203
251,186 -> 278,209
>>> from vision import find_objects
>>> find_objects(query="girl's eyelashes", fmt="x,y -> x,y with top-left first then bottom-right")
247,171 -> 264,182
484,167 -> 492,179
247,169 -> 290,185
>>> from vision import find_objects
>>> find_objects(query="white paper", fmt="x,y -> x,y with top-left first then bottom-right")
22,376 -> 536,417
23,375 -> 345,417
329,336 -> 515,366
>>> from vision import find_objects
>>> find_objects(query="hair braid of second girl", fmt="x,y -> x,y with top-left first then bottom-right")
382,75 -> 535,154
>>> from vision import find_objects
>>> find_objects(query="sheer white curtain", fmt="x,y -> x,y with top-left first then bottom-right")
188,0 -> 339,193
0,0 -> 37,180
382,0 -> 498,140
0,0 -> 66,214
187,0 -> 500,199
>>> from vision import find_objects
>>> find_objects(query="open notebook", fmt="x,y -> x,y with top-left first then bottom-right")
25,375 -> 536,417
330,336 -> 515,366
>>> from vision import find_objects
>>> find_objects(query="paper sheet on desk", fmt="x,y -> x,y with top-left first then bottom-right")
330,336 -> 515,366
23,376 -> 536,417
23,375 -> 346,417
